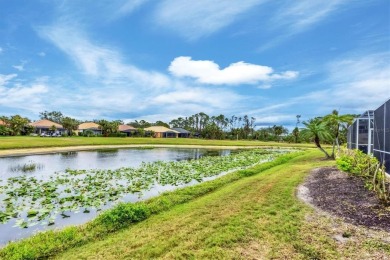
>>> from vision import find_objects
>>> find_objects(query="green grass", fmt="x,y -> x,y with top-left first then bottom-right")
2,150 -> 387,259
0,136 -> 320,150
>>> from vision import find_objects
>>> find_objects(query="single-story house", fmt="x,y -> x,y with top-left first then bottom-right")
118,124 -> 136,136
171,127 -> 191,138
144,126 -> 180,138
29,119 -> 64,135
77,122 -> 102,135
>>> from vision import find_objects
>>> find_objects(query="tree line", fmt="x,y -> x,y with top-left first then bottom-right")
0,110 -> 357,150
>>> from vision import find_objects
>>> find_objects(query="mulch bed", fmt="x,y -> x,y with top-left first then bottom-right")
304,167 -> 390,232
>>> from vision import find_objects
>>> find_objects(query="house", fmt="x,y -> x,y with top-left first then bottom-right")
144,126 -> 179,138
0,120 -> 6,126
77,122 -> 102,135
29,119 -> 64,135
171,127 -> 191,138
118,124 -> 136,136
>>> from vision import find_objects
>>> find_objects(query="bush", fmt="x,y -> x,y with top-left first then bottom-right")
336,149 -> 389,204
93,203 -> 150,231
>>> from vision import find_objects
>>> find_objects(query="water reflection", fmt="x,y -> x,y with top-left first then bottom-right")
0,147 -> 233,246
0,148 -> 231,180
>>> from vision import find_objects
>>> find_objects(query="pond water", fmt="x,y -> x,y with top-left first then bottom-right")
0,148 -> 231,180
0,147 -> 236,246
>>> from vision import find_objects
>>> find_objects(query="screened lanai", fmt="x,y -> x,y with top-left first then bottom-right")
373,99 -> 390,173
347,110 -> 374,154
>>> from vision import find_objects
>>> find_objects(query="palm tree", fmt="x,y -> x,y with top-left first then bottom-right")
300,118 -> 332,158
324,110 -> 355,157
292,127 -> 299,143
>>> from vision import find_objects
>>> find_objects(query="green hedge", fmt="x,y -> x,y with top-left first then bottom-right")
0,151 -> 303,260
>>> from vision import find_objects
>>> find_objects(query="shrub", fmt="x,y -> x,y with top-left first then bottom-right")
336,149 -> 389,204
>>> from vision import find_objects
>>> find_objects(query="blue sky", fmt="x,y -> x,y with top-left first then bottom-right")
0,0 -> 389,128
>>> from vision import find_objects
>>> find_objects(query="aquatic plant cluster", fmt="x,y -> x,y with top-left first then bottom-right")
0,149 -> 284,228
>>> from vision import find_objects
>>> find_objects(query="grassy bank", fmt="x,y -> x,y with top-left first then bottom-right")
0,136 -> 318,150
2,150 -> 388,259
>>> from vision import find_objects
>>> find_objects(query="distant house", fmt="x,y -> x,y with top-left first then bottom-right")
171,127 -> 190,138
144,126 -> 179,138
29,119 -> 64,135
0,120 -> 6,126
118,124 -> 136,136
78,122 -> 102,135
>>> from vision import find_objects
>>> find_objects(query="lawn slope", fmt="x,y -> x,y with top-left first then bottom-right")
54,151 -> 388,259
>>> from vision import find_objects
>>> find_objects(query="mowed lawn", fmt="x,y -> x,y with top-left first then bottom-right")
53,151 -> 389,259
0,136 -> 317,150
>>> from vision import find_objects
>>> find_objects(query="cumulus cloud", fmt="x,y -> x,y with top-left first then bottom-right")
35,23 -> 246,120
168,56 -> 298,85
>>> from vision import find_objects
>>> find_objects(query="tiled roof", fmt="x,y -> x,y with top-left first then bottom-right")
29,119 -> 63,129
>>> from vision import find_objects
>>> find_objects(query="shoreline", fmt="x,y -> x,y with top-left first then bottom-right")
0,144 -> 291,157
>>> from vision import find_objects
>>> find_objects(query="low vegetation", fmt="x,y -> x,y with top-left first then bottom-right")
0,151 -> 303,259
336,148 -> 389,204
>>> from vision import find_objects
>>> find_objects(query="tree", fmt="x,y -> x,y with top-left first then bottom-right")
0,125 -> 11,135
300,118 -> 332,158
39,111 -> 63,124
323,110 -> 355,157
7,115 -> 30,136
154,121 -> 169,128
97,120 -> 120,137
273,125 -> 284,142
49,125 -> 57,133
292,127 -> 300,143
61,117 -> 79,136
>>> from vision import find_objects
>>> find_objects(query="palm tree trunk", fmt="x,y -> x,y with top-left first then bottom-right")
331,140 -> 336,159
315,136 -> 331,158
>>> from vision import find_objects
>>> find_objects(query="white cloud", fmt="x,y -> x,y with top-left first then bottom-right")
152,88 -> 242,108
0,47 -> 3,54
115,0 -> 148,17
0,75 -> 49,112
324,52 -> 390,110
12,60 -> 28,71
0,74 -> 17,86
274,0 -> 348,32
153,0 -> 265,40
34,23 -> 247,120
169,56 -> 298,85
38,23 -> 171,89
259,0 -> 348,51
253,114 -> 295,124
38,52 -> 46,57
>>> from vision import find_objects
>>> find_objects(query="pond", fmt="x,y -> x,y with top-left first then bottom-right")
0,147 -> 282,246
